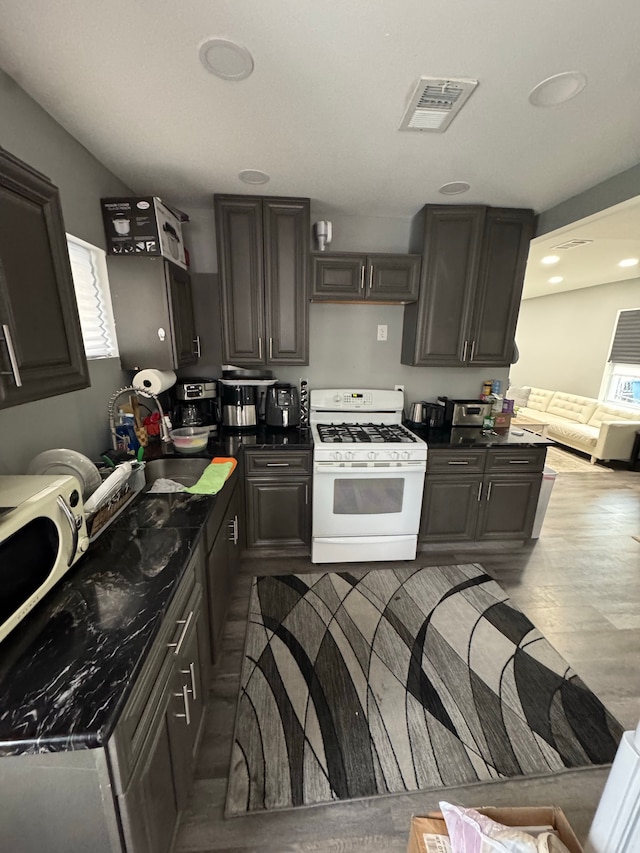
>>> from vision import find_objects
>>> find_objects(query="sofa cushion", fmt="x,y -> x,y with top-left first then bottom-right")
515,407 -> 555,424
524,387 -> 555,412
547,420 -> 599,448
588,403 -> 640,428
546,392 -> 598,424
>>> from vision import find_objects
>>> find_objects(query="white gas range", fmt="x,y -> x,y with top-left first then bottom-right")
310,388 -> 427,563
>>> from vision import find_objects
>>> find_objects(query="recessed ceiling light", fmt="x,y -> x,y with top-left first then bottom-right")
199,38 -> 254,80
618,258 -> 639,267
439,181 -> 471,195
239,169 -> 270,185
528,71 -> 587,107
541,255 -> 560,265
548,276 -> 564,284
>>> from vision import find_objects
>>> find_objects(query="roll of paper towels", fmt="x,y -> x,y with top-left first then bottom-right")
132,369 -> 176,395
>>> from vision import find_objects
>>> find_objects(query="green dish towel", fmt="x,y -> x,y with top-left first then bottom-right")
185,461 -> 233,495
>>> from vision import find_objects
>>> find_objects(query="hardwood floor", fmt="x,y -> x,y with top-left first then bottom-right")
177,467 -> 640,852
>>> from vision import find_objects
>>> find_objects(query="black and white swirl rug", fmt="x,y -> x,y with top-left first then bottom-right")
226,564 -> 622,815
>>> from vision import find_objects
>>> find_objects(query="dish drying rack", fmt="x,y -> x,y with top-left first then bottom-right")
85,461 -> 146,542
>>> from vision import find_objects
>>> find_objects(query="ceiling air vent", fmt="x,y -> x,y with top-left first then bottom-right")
551,239 -> 593,250
399,77 -> 478,133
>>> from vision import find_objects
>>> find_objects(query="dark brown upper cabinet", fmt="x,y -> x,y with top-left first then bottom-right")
108,256 -> 198,370
215,195 -> 310,366
0,147 -> 89,408
401,205 -> 534,367
311,252 -> 420,303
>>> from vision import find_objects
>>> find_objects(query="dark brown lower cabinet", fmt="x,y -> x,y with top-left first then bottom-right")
243,450 -> 312,552
117,571 -> 207,853
420,447 -> 544,543
204,475 -> 241,664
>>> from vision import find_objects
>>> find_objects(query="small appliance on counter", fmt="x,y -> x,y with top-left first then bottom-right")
219,367 -> 277,428
265,383 -> 300,428
437,397 -> 492,428
172,378 -> 218,434
220,382 -> 259,429
406,401 -> 445,429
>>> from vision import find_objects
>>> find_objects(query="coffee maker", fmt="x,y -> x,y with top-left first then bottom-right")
172,379 -> 218,434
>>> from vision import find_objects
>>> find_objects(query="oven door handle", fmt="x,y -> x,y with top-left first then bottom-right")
314,463 -> 426,474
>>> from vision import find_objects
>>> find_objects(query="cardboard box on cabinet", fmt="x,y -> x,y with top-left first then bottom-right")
406,806 -> 583,853
101,196 -> 188,269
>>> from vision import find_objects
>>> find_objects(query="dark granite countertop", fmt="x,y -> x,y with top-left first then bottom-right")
0,473 -> 238,756
0,428 -> 311,757
406,424 -> 553,449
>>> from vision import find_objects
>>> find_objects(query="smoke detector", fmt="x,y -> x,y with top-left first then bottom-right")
399,77 -> 478,133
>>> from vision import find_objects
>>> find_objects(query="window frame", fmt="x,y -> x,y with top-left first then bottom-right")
66,233 -> 119,360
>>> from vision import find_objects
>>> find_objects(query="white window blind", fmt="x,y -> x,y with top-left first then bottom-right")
67,235 -> 119,359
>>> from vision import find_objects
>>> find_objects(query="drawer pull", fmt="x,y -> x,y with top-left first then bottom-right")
228,515 -> 238,544
174,683 -> 191,726
266,462 -> 290,467
447,460 -> 469,465
180,661 -> 197,702
168,610 -> 193,656
509,459 -> 530,464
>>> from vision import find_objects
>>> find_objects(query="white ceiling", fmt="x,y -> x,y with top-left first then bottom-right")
2,0 -> 640,298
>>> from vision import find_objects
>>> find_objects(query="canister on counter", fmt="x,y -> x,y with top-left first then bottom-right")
482,380 -> 492,398
491,379 -> 502,395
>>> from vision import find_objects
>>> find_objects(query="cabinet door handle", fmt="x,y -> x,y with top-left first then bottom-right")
193,336 -> 201,357
269,337 -> 273,360
360,265 -> 365,291
180,661 -> 197,702
266,462 -> 290,466
305,483 -> 309,505
477,482 -> 483,502
228,515 -> 238,544
470,339 -> 476,361
368,265 -> 373,292
258,337 -> 263,360
447,460 -> 469,465
487,482 -> 493,501
462,340 -> 468,361
167,610 -> 193,656
174,683 -> 191,726
1,324 -> 22,387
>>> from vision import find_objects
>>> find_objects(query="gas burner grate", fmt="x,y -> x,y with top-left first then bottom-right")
316,423 -> 417,444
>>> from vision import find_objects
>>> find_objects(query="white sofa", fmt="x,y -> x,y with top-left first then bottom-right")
514,386 -> 640,463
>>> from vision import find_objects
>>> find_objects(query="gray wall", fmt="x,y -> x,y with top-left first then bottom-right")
181,205 -> 511,407
510,277 -> 640,397
0,70 -> 131,474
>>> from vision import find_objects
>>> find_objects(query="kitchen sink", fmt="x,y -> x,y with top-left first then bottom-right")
144,457 -> 210,487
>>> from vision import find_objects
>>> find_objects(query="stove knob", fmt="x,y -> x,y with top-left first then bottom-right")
344,451 -> 354,460
390,451 -> 399,460
368,451 -> 377,460
333,451 -> 342,460
401,451 -> 410,460
333,393 -> 342,403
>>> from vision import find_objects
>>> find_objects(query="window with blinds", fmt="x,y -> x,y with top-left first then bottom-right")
67,235 -> 119,359
603,308 -> 640,408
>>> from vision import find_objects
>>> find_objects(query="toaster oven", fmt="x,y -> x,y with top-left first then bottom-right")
437,397 -> 492,427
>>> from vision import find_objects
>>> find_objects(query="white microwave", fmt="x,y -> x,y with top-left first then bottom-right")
0,475 -> 90,643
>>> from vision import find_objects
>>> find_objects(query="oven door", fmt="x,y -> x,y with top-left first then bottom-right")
312,461 -> 425,537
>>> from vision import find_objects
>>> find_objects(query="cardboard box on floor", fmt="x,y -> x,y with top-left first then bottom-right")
407,806 -> 583,853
